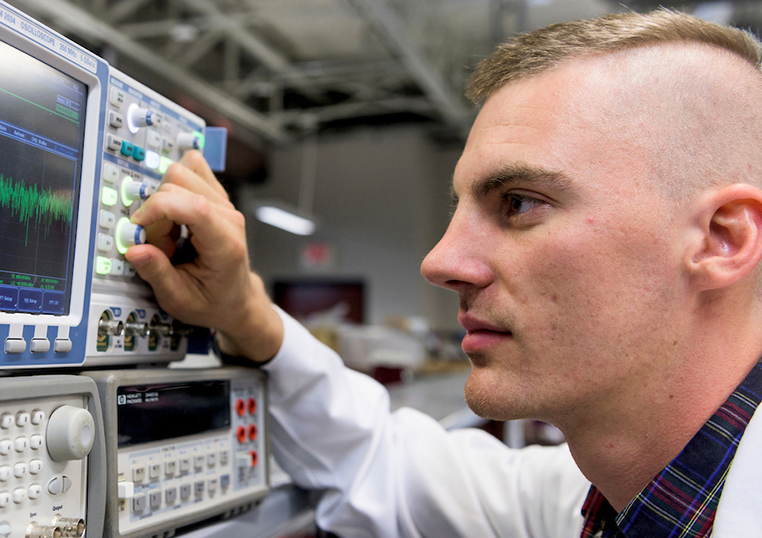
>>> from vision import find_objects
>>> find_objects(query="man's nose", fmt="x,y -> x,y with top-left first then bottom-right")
421,216 -> 493,292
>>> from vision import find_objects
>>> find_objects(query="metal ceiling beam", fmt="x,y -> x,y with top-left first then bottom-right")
349,0 -> 473,134
12,0 -> 290,144
179,0 -> 322,100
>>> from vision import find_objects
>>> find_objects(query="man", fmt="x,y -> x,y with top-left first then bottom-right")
125,9 -> 762,538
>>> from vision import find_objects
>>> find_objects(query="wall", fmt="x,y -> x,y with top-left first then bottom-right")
240,127 -> 463,331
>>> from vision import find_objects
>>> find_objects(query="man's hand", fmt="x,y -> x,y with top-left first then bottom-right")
124,150 -> 283,362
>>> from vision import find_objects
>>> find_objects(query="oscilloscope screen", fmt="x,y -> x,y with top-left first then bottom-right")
0,39 -> 86,316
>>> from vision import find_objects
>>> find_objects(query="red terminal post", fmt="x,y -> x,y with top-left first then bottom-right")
249,450 -> 258,467
247,398 -> 257,415
248,424 -> 258,442
235,399 -> 246,416
236,426 -> 246,444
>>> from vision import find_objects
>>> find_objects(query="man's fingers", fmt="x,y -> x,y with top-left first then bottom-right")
124,244 -> 189,315
131,187 -> 247,265
170,150 -> 230,203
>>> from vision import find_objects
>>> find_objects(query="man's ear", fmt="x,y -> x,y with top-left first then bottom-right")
687,184 -> 762,291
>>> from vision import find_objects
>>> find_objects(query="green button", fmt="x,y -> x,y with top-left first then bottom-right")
159,156 -> 174,174
101,186 -> 118,206
132,145 -> 146,162
120,140 -> 134,157
95,256 -> 112,275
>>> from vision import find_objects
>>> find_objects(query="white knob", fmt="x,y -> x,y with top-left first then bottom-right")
122,180 -> 155,203
45,406 -> 94,462
0,521 -> 10,538
127,103 -> 162,133
176,132 -> 201,150
117,218 -> 146,249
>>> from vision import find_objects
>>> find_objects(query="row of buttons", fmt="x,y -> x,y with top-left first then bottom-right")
131,475 -> 231,514
0,435 -> 43,455
132,451 -> 230,483
0,411 -> 45,428
0,460 -> 43,480
4,338 -> 73,355
0,475 -> 72,508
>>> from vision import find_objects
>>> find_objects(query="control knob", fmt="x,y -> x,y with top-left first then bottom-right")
127,103 -> 162,133
46,406 -> 94,462
121,178 -> 156,204
116,217 -> 146,254
176,132 -> 202,151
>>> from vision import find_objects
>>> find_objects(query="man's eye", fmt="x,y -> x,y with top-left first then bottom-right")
503,193 -> 542,218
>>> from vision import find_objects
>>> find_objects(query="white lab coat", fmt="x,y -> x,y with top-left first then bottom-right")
263,308 -> 762,538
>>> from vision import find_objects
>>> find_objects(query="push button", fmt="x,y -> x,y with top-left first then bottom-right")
110,259 -> 124,277
106,134 -> 121,151
102,163 -> 118,183
0,415 -> 11,429
27,484 -> 41,500
0,467 -> 9,481
131,493 -> 146,513
108,110 -> 124,129
30,434 -> 43,450
132,465 -> 146,482
120,140 -> 134,158
15,413 -> 29,427
30,339 -> 50,354
101,186 -> 118,207
54,339 -> 73,353
100,210 -> 116,229
0,441 -> 10,456
97,234 -> 115,252
149,490 -> 161,509
12,487 -> 25,504
95,257 -> 112,275
165,486 -> 177,504
26,484 -> 42,500
5,339 -> 26,354
132,145 -> 146,162
14,437 -> 28,453
180,484 -> 191,499
110,87 -> 125,107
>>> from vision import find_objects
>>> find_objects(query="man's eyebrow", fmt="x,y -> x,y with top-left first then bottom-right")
471,165 -> 572,200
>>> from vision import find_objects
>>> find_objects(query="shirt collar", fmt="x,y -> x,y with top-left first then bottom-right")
580,360 -> 762,538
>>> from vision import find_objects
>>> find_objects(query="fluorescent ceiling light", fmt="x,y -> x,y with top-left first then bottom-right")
255,205 -> 316,236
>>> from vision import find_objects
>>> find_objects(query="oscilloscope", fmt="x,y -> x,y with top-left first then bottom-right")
0,1 -> 225,369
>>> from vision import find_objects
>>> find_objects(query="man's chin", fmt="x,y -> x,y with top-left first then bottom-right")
464,371 -> 528,422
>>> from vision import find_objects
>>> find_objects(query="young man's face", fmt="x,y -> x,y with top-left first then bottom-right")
421,59 -> 691,425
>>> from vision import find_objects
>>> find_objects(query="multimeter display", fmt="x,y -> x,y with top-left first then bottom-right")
116,380 -> 230,447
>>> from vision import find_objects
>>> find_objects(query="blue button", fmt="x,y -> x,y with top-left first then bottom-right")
42,291 -> 66,315
120,140 -> 134,157
0,287 -> 18,312
18,289 -> 42,313
132,145 -> 146,162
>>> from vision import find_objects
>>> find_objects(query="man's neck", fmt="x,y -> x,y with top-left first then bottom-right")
561,336 -> 761,512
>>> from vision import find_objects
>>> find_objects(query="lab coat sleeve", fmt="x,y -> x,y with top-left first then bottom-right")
263,308 -> 590,538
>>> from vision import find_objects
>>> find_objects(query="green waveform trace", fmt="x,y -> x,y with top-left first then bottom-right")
0,174 -> 73,246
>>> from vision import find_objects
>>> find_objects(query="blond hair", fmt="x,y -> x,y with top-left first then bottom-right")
467,9 -> 762,105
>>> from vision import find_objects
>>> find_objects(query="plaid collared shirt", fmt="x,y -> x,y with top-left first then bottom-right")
580,360 -> 762,538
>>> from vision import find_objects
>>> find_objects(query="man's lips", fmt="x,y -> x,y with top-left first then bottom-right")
458,314 -> 513,353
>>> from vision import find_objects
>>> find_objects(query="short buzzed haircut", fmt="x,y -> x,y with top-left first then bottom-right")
467,9 -> 762,105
